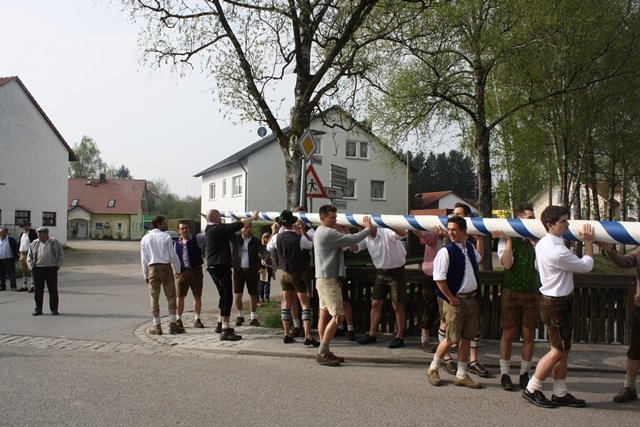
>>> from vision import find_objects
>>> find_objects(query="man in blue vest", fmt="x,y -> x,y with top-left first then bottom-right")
427,215 -> 482,389
174,220 -> 206,331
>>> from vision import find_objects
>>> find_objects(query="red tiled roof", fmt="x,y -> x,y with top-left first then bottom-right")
416,190 -> 453,207
68,178 -> 146,215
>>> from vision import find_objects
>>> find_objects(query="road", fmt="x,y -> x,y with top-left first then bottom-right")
0,240 -> 638,426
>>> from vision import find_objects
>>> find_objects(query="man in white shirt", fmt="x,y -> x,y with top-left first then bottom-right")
522,205 -> 594,409
355,226 -> 408,348
427,215 -> 482,389
140,216 -> 182,335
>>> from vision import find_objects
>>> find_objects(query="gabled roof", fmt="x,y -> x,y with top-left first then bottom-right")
0,76 -> 78,161
68,178 -> 147,215
194,106 -> 413,177
415,190 -> 478,210
194,128 -> 289,177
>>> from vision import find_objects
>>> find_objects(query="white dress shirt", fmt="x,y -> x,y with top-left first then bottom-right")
534,233 -> 593,297
140,229 -> 181,279
355,227 -> 406,269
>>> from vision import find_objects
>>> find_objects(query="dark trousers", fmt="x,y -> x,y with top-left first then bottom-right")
0,258 -> 17,290
258,280 -> 271,302
208,265 -> 233,317
33,266 -> 59,312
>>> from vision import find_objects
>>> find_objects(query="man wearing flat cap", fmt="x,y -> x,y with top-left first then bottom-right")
27,227 -> 64,316
267,209 -> 318,346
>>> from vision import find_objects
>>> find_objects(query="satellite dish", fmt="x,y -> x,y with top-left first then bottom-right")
257,126 -> 267,137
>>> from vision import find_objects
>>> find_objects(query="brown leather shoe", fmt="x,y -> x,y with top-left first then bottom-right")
147,325 -> 162,335
316,353 -> 340,366
169,322 -> 186,334
454,374 -> 481,389
427,368 -> 442,386
193,318 -> 204,328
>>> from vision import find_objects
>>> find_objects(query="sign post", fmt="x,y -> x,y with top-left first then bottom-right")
297,130 -> 319,208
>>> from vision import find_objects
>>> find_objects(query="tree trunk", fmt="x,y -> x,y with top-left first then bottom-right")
475,124 -> 493,271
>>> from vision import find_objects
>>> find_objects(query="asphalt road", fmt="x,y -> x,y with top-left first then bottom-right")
0,240 -> 638,426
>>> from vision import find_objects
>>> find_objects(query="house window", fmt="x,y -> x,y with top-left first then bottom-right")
71,199 -> 79,207
42,212 -> 57,226
315,136 -> 322,156
359,141 -> 368,158
232,175 -> 243,196
15,210 -> 30,226
209,183 -> 216,200
346,141 -> 357,157
346,140 -> 369,159
222,179 -> 227,197
371,180 -> 385,200
116,222 -> 123,231
95,222 -> 104,231
344,179 -> 356,199
107,199 -> 116,208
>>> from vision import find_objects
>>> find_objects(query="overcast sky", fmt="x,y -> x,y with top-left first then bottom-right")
1,0 -> 270,197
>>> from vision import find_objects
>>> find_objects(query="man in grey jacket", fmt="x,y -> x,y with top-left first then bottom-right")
314,204 -> 372,366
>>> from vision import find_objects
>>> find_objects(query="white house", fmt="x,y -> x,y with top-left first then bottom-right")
413,190 -> 479,215
195,108 -> 410,226
532,183 -> 622,220
0,76 -> 77,244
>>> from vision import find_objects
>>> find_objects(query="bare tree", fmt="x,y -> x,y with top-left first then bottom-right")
125,0 -> 426,207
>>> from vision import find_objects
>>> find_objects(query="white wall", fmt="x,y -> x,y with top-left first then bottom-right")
200,163 -> 247,229
198,112 -> 410,221
0,80 -> 70,244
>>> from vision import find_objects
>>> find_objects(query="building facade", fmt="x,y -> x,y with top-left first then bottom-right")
0,76 -> 77,244
196,109 -> 410,227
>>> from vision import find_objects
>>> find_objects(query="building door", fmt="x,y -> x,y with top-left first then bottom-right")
78,222 -> 87,239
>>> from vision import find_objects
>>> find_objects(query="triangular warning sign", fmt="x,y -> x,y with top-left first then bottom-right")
306,164 -> 328,198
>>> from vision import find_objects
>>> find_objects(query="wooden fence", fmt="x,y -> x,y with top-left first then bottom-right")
339,267 -> 636,345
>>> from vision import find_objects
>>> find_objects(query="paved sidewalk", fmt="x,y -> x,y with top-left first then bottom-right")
138,313 -> 629,374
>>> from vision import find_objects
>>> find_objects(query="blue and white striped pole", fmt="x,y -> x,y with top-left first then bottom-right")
219,211 -> 640,245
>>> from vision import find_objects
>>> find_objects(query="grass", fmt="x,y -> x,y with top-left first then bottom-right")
256,298 -> 282,328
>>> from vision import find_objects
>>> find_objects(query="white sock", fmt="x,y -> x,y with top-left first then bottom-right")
337,324 -> 345,331
251,311 -> 257,320
222,321 -> 230,329
347,325 -> 354,331
520,360 -> 532,375
169,314 -> 177,323
499,359 -> 510,376
438,328 -> 446,343
526,375 -> 543,393
457,361 -> 468,379
552,379 -> 567,397
430,355 -> 442,371
176,314 -> 182,320
194,314 -> 200,321
624,375 -> 637,389
421,330 -> 430,344
152,317 -> 161,326
293,318 -> 301,328
237,310 -> 244,318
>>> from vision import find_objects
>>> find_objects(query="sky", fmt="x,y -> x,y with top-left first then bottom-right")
1,0 -> 269,197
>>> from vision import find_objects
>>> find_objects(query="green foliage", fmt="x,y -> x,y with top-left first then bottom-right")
69,136 -> 108,178
147,178 -> 202,220
410,149 -> 477,207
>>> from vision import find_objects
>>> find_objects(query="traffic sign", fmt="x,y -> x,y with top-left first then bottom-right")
298,129 -> 318,162
330,164 -> 348,189
306,164 -> 327,198
332,199 -> 348,210
325,186 -> 343,199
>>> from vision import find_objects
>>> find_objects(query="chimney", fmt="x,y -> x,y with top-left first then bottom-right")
99,173 -> 106,184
